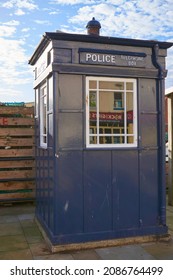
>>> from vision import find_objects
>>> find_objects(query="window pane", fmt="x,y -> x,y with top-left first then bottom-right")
89,80 -> 97,89
99,91 -> 113,133
114,92 -> 124,110
89,91 -> 97,134
127,92 -> 133,135
48,76 -> 53,111
99,136 -> 112,144
127,136 -> 134,143
126,82 -> 133,90
43,95 -> 47,136
43,135 -> 47,144
90,120 -> 97,134
113,128 -> 124,134
90,136 -> 96,144
99,81 -> 124,90
113,136 -> 124,144
35,89 -> 38,117
99,91 -> 124,135
40,84 -> 47,147
99,136 -> 125,144
114,82 -> 124,90
89,91 -> 97,108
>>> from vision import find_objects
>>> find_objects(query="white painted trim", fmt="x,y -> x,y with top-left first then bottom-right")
86,77 -> 138,148
40,82 -> 48,148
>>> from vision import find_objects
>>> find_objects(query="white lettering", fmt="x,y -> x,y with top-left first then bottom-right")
105,55 -> 110,62
85,53 -> 117,64
97,54 -> 102,62
111,56 -> 116,63
92,54 -> 97,61
86,53 -> 92,61
84,52 -> 145,66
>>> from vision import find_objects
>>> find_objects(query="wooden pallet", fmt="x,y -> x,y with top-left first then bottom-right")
0,105 -> 35,202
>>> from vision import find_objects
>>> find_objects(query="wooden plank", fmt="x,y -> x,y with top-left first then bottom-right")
0,127 -> 34,136
0,148 -> 35,157
0,106 -> 34,116
0,192 -> 35,200
0,137 -> 34,147
0,181 -> 35,191
0,117 -> 34,126
0,106 -> 35,202
0,160 -> 35,169
0,169 -> 35,180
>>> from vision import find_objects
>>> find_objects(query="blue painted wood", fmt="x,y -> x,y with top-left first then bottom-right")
84,151 -> 112,232
55,151 -> 83,235
140,150 -> 159,227
112,151 -> 139,230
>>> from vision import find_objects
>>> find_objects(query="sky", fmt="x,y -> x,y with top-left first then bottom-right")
0,0 -> 173,103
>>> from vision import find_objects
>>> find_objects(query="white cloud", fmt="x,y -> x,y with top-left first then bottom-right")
0,20 -> 19,37
49,11 -> 59,15
70,4 -> 115,23
1,0 -> 38,16
3,20 -> 20,26
49,0 -> 96,4
68,1 -> 173,40
42,7 -> 60,15
2,0 -> 38,10
0,86 -> 34,102
21,27 -> 30,32
0,25 -> 16,37
34,20 -> 51,25
0,37 -> 32,87
15,9 -> 25,15
0,88 -> 23,101
49,0 -> 127,5
106,0 -> 126,4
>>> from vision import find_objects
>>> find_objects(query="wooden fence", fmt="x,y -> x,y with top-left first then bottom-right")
0,106 -> 35,202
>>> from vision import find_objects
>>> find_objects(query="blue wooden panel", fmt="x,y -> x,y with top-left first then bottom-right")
112,150 -> 139,230
59,74 -> 82,110
140,114 -> 158,147
140,150 -> 159,227
139,79 -> 156,111
59,113 -> 83,149
84,151 -> 112,232
55,151 -> 83,235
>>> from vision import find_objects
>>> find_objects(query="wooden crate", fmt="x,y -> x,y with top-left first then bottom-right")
0,105 -> 35,202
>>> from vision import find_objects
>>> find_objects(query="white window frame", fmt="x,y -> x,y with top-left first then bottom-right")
40,82 -> 47,148
86,76 -> 138,148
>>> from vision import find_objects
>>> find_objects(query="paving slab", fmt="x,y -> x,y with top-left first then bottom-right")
18,213 -> 35,221
20,219 -> 36,228
23,226 -> 44,244
0,249 -> 33,260
0,215 -> 19,224
0,204 -> 35,216
29,241 -> 51,257
0,223 -> 23,237
34,253 -> 74,260
0,235 -> 28,252
71,249 -> 101,260
96,245 -> 155,260
142,239 -> 173,260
